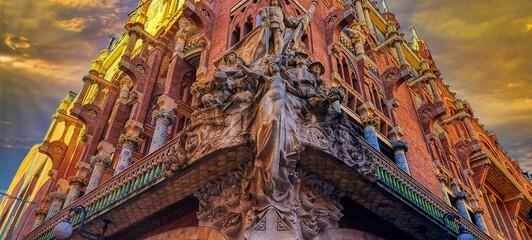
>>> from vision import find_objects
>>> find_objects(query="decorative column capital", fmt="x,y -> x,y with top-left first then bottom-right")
48,192 -> 66,202
118,133 -> 143,146
455,191 -> 468,200
361,114 -> 379,127
35,208 -> 49,217
436,173 -> 448,183
82,75 -> 94,84
90,155 -> 114,168
362,1 -> 371,9
152,109 -> 177,124
472,207 -> 485,215
392,140 -> 409,152
68,176 -> 88,187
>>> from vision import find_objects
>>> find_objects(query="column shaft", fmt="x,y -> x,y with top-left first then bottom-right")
86,156 -> 113,192
394,41 -> 407,66
363,7 -> 374,31
463,118 -> 478,140
363,125 -> 380,151
427,79 -> 442,103
45,193 -> 65,220
63,185 -> 81,208
124,30 -> 138,58
32,209 -> 48,230
394,149 -> 410,174
148,117 -> 171,153
354,1 -> 366,23
455,198 -> 472,221
474,212 -> 488,233
114,142 -> 136,175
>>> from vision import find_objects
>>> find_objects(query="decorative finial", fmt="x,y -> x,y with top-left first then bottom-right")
409,25 -> 420,51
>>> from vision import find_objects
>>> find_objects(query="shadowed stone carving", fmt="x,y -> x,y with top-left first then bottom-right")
162,1 -> 379,238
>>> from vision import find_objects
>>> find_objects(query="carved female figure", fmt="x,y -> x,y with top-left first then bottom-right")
237,58 -> 302,210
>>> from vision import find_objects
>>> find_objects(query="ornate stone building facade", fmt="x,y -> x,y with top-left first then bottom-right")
1,0 -> 531,239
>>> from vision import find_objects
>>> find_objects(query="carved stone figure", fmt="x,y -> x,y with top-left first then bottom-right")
254,0 -> 318,59
346,23 -> 366,55
209,70 -> 232,104
174,18 -> 195,53
237,58 -> 302,211
158,1 -> 382,238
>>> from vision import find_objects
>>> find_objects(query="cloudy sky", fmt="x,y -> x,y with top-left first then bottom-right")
0,0 -> 530,191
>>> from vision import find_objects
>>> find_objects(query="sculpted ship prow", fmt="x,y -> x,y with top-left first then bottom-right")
164,1 -> 376,239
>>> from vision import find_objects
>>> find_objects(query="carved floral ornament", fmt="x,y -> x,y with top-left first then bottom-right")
35,208 -> 49,216
90,155 -> 114,168
162,1 -> 381,238
48,192 -> 66,202
68,176 -> 88,187
118,133 -> 144,146
151,109 -> 177,123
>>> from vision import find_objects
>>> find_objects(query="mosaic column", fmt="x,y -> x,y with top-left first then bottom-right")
86,155 -> 114,192
472,207 -> 488,233
45,192 -> 66,220
392,140 -> 410,174
114,134 -> 143,175
148,109 -> 176,154
362,3 -> 374,32
455,191 -> 472,221
354,0 -> 366,23
63,177 -> 87,208
32,208 -> 48,230
361,114 -> 381,151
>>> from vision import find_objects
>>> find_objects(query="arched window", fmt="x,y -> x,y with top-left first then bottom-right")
231,25 -> 241,46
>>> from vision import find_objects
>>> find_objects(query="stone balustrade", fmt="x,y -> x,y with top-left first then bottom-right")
25,138 -> 179,240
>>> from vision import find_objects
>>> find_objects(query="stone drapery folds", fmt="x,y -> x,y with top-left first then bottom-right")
162,1 -> 378,238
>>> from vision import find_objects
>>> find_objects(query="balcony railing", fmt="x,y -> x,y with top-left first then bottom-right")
27,129 -> 491,240
362,139 -> 491,239
25,138 -> 179,240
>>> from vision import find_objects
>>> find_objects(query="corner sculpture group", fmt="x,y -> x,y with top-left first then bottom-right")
163,1 -> 376,239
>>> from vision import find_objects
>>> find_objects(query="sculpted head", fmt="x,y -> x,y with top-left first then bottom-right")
178,18 -> 191,28
223,51 -> 238,65
269,0 -> 280,7
308,62 -> 325,76
268,62 -> 281,74
294,51 -> 309,66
